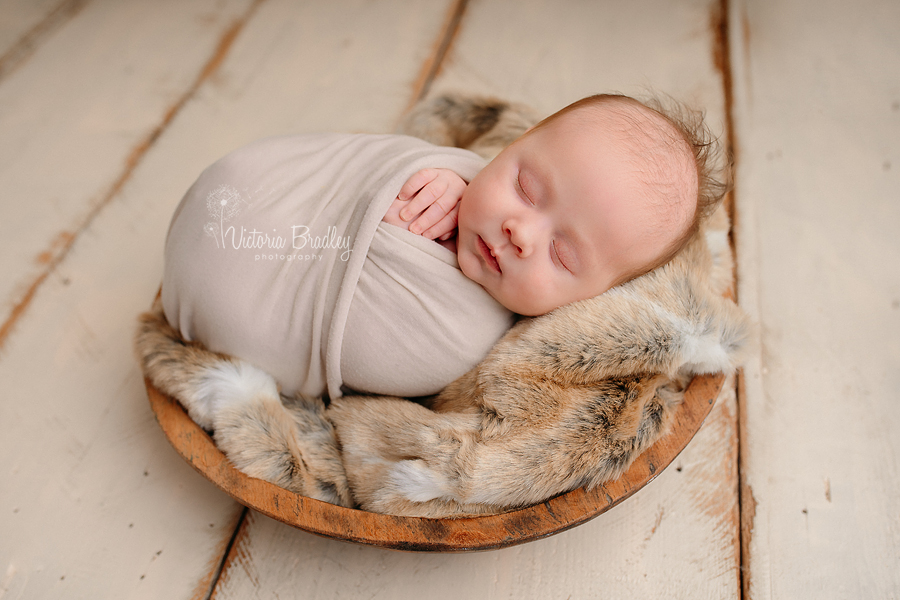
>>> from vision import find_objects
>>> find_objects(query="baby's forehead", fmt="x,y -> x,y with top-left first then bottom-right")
554,102 -> 697,228
569,100 -> 685,154
579,103 -> 694,184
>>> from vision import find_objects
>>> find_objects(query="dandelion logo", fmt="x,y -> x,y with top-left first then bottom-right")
204,184 -> 246,248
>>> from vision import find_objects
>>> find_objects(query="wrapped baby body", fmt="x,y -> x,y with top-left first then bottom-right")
162,133 -> 514,400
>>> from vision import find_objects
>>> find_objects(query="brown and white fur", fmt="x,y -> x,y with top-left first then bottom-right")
135,93 -> 750,517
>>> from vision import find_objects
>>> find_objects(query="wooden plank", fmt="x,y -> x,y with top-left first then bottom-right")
0,0 -> 72,62
730,0 -> 900,597
0,198 -> 246,600
211,0 -> 742,597
429,0 -> 730,127
0,0 -> 256,350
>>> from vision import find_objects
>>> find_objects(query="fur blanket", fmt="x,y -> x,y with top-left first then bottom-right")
136,93 -> 751,517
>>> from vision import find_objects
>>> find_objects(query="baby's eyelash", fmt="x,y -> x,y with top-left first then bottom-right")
552,240 -> 571,272
515,172 -> 533,205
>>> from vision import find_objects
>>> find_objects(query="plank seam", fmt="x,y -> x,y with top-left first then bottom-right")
0,0 -> 268,355
405,0 -> 470,112
737,371 -> 756,600
0,0 -> 88,84
712,0 -> 750,598
198,507 -> 248,600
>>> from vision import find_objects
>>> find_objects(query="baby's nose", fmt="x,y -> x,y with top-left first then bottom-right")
504,221 -> 535,257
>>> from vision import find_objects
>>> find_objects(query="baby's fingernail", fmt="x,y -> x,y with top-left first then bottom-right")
409,224 -> 420,234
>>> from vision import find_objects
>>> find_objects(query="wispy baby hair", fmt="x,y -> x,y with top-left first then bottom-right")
632,92 -> 732,222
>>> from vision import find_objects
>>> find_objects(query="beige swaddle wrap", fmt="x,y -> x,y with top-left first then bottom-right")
162,133 -> 514,400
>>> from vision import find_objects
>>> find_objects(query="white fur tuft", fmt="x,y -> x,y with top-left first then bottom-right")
705,228 -> 729,261
187,361 -> 279,429
679,324 -> 733,374
653,302 -> 739,375
389,460 -> 451,503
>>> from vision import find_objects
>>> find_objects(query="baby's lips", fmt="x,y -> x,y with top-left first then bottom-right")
478,236 -> 502,273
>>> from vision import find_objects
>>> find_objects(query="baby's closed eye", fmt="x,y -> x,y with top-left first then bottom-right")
552,239 -> 576,272
515,171 -> 534,205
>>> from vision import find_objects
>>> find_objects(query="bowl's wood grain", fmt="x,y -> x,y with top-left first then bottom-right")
146,371 -> 724,552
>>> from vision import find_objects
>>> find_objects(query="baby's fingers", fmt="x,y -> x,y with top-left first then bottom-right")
413,203 -> 459,239
397,168 -> 439,202
400,179 -> 449,222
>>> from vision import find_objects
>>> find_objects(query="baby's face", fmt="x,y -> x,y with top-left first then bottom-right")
456,105 -> 693,316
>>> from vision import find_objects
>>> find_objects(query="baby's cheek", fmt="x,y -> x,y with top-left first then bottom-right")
459,253 -> 488,290
511,275 -> 559,315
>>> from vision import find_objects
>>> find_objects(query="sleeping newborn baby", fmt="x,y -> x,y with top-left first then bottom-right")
162,94 -> 701,401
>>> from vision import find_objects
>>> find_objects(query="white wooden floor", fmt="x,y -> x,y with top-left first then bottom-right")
0,0 -> 897,598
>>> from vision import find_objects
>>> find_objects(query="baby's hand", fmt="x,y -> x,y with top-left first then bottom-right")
383,168 -> 467,241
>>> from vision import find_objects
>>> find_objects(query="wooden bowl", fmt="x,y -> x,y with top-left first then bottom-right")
145,371 -> 724,552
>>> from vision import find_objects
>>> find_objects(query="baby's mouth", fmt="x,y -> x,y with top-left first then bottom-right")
477,236 -> 501,273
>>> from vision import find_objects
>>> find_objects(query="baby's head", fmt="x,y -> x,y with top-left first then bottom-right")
456,93 -> 727,316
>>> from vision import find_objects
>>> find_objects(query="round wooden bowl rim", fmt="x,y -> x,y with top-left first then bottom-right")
146,371 -> 724,552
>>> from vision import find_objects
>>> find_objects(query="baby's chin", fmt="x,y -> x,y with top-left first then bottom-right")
494,292 -> 556,317
466,273 -> 555,315
509,285 -> 618,317
462,271 -> 526,314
